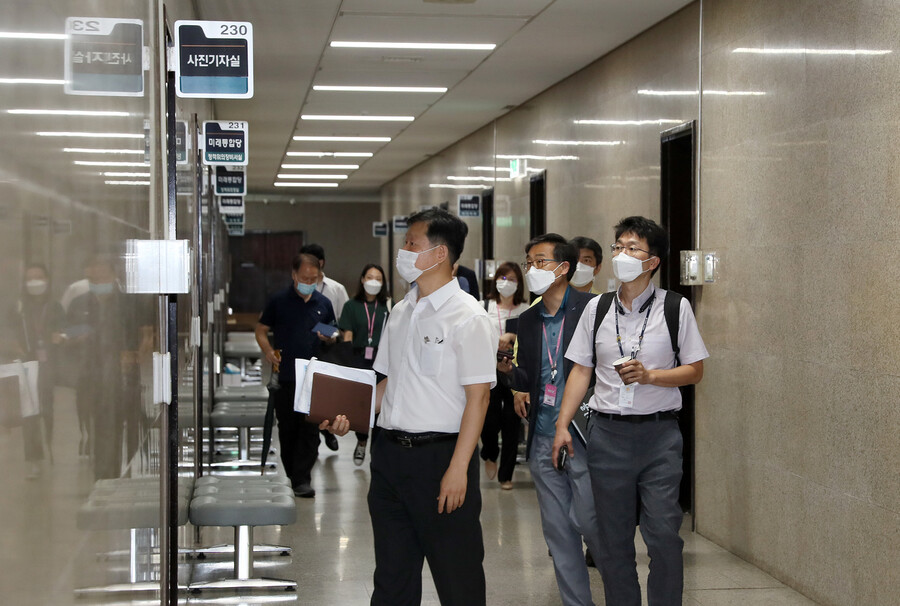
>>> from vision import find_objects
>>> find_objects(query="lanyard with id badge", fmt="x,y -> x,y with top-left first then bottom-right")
614,294 -> 655,409
541,318 -> 565,407
363,301 -> 378,360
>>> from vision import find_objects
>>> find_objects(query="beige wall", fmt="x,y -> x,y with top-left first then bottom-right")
245,200 -> 383,292
380,2 -> 899,604
695,1 -> 899,605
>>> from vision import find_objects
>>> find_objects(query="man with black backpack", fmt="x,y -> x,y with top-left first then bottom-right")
552,216 -> 708,606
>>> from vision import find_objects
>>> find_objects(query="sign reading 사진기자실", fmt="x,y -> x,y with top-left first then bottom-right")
65,17 -> 144,96
214,165 -> 246,196
202,121 -> 248,166
175,20 -> 253,98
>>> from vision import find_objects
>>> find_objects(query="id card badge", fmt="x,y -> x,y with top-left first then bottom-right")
364,347 -> 374,360
542,384 -> 558,407
618,383 -> 636,409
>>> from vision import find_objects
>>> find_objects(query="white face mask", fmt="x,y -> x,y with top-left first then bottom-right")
395,245 -> 439,284
569,262 -> 595,287
363,279 -> 383,296
612,253 -> 655,283
26,279 -> 48,296
525,264 -> 562,295
496,280 -> 517,298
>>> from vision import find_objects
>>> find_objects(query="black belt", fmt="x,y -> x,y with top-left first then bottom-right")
592,410 -> 678,423
382,429 -> 459,448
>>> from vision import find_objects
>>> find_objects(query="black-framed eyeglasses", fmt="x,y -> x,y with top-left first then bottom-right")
522,258 -> 560,271
610,244 -> 650,256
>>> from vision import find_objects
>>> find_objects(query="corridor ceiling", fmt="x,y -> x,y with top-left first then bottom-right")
199,0 -> 693,199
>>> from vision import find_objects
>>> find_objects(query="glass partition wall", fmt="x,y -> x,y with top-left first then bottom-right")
0,1 -> 214,603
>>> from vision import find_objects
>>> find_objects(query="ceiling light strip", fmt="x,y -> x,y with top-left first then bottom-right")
9,109 -> 130,117
276,173 -> 348,180
293,136 -> 390,142
732,47 -> 891,56
75,160 -> 148,167
38,131 -> 143,138
274,182 -> 340,188
313,85 -> 447,93
574,119 -> 682,125
281,164 -> 359,169
0,32 -> 67,40
331,41 -> 495,51
0,78 -> 66,85
286,151 -> 373,158
532,139 -> 623,146
64,147 -> 144,154
301,114 -> 414,122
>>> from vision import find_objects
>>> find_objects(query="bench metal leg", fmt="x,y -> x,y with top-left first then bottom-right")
188,525 -> 296,593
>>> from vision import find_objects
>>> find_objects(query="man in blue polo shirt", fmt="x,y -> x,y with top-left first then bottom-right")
256,252 -> 337,497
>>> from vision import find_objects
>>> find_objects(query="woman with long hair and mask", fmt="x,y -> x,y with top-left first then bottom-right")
479,261 -> 529,489
338,263 -> 390,466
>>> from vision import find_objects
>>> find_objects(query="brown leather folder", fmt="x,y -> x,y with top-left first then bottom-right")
306,372 -> 373,434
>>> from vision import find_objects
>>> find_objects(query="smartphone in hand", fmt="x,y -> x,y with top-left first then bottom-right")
557,445 -> 569,471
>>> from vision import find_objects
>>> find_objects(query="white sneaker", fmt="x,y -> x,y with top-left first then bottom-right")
353,441 -> 367,466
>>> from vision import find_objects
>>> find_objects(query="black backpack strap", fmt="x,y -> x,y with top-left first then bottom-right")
663,290 -> 683,366
591,292 -> 616,367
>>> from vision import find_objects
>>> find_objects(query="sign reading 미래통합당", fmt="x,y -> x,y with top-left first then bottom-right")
65,17 -> 144,96
202,121 -> 247,166
218,197 -> 244,214
175,20 -> 253,98
214,165 -> 246,196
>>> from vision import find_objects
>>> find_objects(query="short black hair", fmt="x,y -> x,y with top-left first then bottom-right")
614,216 -> 668,276
569,236 -> 603,266
524,233 -> 577,281
292,253 -> 320,272
406,208 -> 468,264
353,264 -> 389,304
299,243 -> 325,263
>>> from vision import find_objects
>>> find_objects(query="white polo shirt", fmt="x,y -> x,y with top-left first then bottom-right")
565,283 -> 708,415
373,278 -> 498,433
317,275 -> 349,321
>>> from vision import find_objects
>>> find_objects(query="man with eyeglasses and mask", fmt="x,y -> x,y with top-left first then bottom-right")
553,216 -> 708,606
323,208 -> 496,606
496,233 -> 603,606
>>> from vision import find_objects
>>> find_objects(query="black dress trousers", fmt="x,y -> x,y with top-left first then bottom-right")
368,431 -> 485,606
272,381 -> 321,487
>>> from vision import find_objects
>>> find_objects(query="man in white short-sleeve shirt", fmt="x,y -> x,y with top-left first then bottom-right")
553,216 -> 708,606
327,208 -> 496,606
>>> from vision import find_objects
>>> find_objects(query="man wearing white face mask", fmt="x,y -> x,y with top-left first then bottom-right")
325,208 -> 496,606
553,216 -> 708,606
568,236 -> 604,294
497,234 -> 603,606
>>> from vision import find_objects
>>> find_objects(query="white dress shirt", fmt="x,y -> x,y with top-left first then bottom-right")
317,274 -> 349,321
373,279 -> 498,433
483,299 -> 530,338
565,283 -> 709,415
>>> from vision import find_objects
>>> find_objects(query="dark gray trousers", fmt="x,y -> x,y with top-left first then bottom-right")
587,415 -> 684,606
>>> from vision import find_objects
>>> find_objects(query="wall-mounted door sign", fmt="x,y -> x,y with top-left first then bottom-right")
372,222 -> 388,237
218,196 -> 245,214
457,194 -> 481,218
214,166 -> 246,196
202,121 -> 248,166
175,120 -> 190,165
65,17 -> 144,96
174,20 -> 254,98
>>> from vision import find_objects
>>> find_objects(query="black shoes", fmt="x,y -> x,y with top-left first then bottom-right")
293,483 -> 315,498
323,431 -> 339,452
